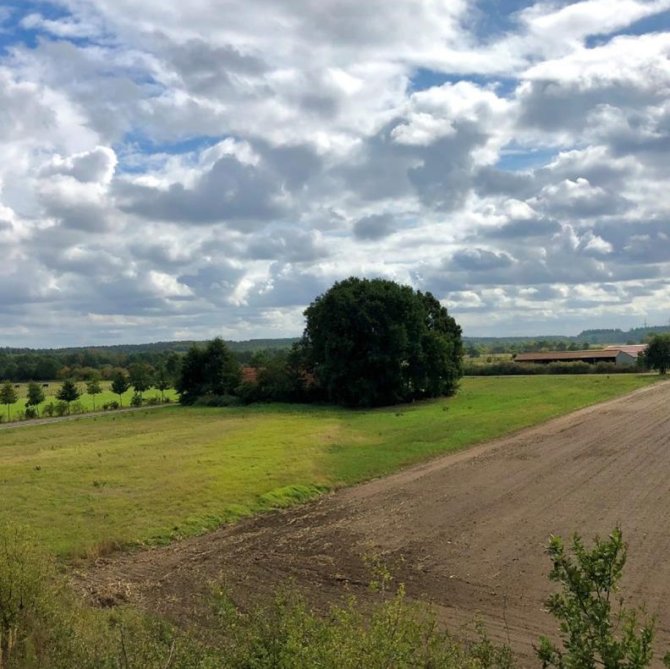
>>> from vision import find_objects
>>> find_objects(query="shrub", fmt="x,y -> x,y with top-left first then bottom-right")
130,393 -> 143,407
145,397 -> 162,406
0,524 -> 54,666
546,361 -> 592,374
464,361 -> 639,376
193,394 -> 242,407
24,406 -> 39,419
102,401 -> 120,411
0,524 -> 212,669
214,583 -> 513,669
70,400 -> 85,414
463,362 -> 544,376
42,402 -> 56,417
537,528 -> 669,668
54,401 -> 69,417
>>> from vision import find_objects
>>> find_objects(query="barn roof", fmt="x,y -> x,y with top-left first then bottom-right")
604,344 -> 647,357
514,350 -> 621,362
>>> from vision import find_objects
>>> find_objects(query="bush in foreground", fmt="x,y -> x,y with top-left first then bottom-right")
2,523 -> 666,668
0,524 -> 511,669
537,527 -> 669,668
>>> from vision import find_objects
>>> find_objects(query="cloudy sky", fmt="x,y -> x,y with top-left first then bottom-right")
1,0 -> 670,347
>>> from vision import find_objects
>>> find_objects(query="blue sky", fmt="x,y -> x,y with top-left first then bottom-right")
1,0 -> 669,346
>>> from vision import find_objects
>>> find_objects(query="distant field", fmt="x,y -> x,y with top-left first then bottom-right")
0,381 -> 178,421
0,375 -> 659,557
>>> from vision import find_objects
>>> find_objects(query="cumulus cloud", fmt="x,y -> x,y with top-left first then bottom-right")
353,214 -> 399,241
1,0 -> 670,344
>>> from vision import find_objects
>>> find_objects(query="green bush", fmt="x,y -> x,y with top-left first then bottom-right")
0,524 -> 513,669
0,524 -> 212,669
23,406 -> 38,419
192,394 -> 242,407
464,361 -> 639,376
546,361 -> 592,374
538,528 -> 669,668
463,362 -> 544,376
130,393 -> 143,407
214,585 -> 513,669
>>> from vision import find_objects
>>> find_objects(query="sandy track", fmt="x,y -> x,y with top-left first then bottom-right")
77,381 -> 670,666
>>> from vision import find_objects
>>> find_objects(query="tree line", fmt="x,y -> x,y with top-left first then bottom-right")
0,362 -> 175,421
0,341 -> 294,383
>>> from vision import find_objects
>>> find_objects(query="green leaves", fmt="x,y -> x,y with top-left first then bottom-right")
0,380 -> 18,420
538,528 -> 658,669
302,277 -> 463,408
643,335 -> 670,375
176,338 -> 242,405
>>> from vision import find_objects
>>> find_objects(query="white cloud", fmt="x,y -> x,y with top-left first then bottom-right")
0,0 -> 669,344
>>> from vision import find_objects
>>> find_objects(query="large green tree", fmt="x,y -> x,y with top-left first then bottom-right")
176,338 -> 242,405
644,334 -> 670,374
301,277 -> 463,408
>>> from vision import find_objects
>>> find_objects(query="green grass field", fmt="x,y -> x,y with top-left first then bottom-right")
0,375 -> 660,557
0,381 -> 178,421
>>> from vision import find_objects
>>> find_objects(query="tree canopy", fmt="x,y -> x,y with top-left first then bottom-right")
301,277 -> 463,408
176,338 -> 242,404
644,334 -> 670,374
56,379 -> 80,405
0,381 -> 17,420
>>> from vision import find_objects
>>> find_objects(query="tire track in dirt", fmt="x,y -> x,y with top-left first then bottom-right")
76,381 -> 670,666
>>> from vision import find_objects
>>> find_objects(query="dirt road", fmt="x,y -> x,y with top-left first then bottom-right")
78,380 -> 670,665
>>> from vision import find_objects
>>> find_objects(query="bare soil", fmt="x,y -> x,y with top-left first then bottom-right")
76,380 -> 670,666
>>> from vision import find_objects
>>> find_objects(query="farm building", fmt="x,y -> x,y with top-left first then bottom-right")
604,344 -> 648,357
514,347 -> 642,366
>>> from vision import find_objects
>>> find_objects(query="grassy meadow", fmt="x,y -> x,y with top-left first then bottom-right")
0,374 -> 660,557
0,381 -> 178,421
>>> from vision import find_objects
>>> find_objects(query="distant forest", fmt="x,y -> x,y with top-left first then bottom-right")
1,325 -> 668,382
0,338 -> 299,382
464,325 -> 670,353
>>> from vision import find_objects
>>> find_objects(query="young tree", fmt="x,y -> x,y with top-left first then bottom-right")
165,352 -> 182,386
56,379 -> 80,414
154,365 -> 171,402
301,277 -> 463,407
86,378 -> 102,411
111,372 -> 130,407
128,363 -> 153,398
25,382 -> 45,415
0,381 -> 18,421
537,528 -> 669,668
644,334 -> 670,374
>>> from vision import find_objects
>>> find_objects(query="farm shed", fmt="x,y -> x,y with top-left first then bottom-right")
514,349 -> 638,366
604,344 -> 647,358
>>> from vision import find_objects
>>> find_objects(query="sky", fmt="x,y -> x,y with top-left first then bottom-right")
1,0 -> 670,347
